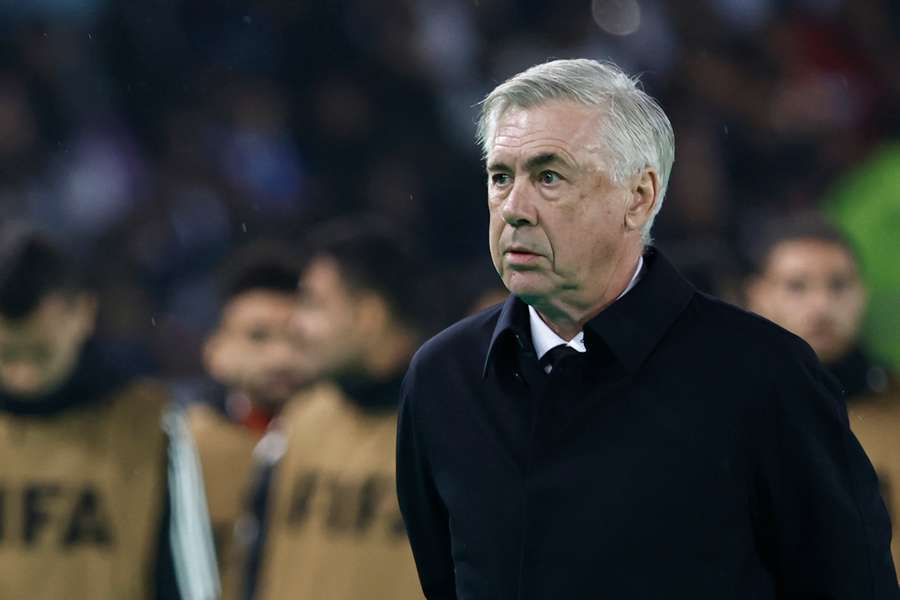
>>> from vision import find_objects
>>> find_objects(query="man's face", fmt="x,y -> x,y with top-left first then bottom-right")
747,239 -> 866,364
0,294 -> 96,398
486,101 -> 642,309
292,257 -> 366,379
205,290 -> 309,407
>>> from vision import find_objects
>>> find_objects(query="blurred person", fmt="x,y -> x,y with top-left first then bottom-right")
230,218 -> 423,600
743,212 -> 887,387
0,224 -> 217,599
188,242 -> 311,597
744,212 -> 900,574
467,285 -> 508,316
396,58 -> 896,599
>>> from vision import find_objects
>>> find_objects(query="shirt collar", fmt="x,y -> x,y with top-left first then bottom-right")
483,249 -> 694,378
528,255 -> 643,360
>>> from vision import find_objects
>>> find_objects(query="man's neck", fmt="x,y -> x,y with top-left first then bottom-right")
529,306 -> 587,358
532,253 -> 644,341
362,328 -> 416,379
226,391 -> 280,433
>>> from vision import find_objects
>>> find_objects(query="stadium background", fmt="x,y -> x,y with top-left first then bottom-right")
1,0 -> 899,376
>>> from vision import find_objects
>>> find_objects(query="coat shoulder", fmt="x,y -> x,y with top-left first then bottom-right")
405,303 -> 502,385
688,292 -> 819,365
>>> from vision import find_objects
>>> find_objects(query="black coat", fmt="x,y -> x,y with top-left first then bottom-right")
397,249 -> 897,599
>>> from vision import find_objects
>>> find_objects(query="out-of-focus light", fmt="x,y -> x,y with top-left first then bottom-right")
591,0 -> 641,36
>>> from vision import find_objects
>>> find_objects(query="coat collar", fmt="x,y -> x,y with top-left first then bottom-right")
483,248 -> 695,378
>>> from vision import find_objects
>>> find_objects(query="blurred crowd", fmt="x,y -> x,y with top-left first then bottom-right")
2,1 -> 900,597
2,0 -> 899,375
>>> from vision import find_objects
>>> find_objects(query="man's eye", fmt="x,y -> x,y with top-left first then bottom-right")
248,328 -> 271,343
491,173 -> 511,186
785,279 -> 807,294
539,171 -> 561,185
828,277 -> 851,294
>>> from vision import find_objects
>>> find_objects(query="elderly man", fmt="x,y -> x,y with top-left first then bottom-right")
396,59 -> 897,599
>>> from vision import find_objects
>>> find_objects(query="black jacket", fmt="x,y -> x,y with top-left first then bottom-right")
397,249 -> 897,599
829,347 -> 894,401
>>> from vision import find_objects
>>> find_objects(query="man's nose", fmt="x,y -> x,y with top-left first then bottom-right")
501,179 -> 538,227
267,334 -> 302,363
288,309 -> 305,337
804,286 -> 835,317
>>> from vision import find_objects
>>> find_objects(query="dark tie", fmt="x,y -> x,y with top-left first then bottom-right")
540,344 -> 582,373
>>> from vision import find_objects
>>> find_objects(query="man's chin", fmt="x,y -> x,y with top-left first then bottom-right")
0,377 -> 61,399
250,394 -> 289,413
258,382 -> 310,406
503,273 -> 551,301
812,340 -> 852,366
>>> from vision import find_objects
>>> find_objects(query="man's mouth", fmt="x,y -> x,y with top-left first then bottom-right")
504,247 -> 542,265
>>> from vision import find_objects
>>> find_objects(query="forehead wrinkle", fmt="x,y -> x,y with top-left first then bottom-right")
490,113 -> 605,174
489,136 -> 579,170
493,127 -> 575,148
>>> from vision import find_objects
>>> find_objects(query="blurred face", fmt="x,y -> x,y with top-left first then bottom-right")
205,290 -> 309,408
0,294 -> 97,398
292,257 -> 366,379
486,101 -> 651,311
747,239 -> 866,364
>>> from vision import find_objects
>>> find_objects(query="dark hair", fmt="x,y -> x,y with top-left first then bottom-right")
304,216 -> 428,332
0,225 -> 90,319
745,212 -> 860,276
219,241 -> 302,303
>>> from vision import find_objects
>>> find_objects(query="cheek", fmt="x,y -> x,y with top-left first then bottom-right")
488,212 -> 504,239
834,295 -> 865,327
209,342 -> 243,378
568,200 -> 621,251
487,219 -> 504,266
556,219 -> 611,268
774,288 -> 806,311
325,305 -> 357,338
48,334 -> 85,371
775,292 -> 807,315
758,291 -> 797,326
296,308 -> 333,341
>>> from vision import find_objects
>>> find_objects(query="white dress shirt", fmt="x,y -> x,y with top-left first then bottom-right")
530,256 -> 644,370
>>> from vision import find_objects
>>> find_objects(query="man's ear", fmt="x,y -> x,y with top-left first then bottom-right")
624,168 -> 659,233
202,334 -> 220,375
354,292 -> 390,336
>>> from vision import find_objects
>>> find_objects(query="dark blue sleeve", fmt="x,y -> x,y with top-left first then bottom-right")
396,369 -> 458,600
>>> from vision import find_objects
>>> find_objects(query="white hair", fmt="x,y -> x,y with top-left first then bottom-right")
476,58 -> 675,245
